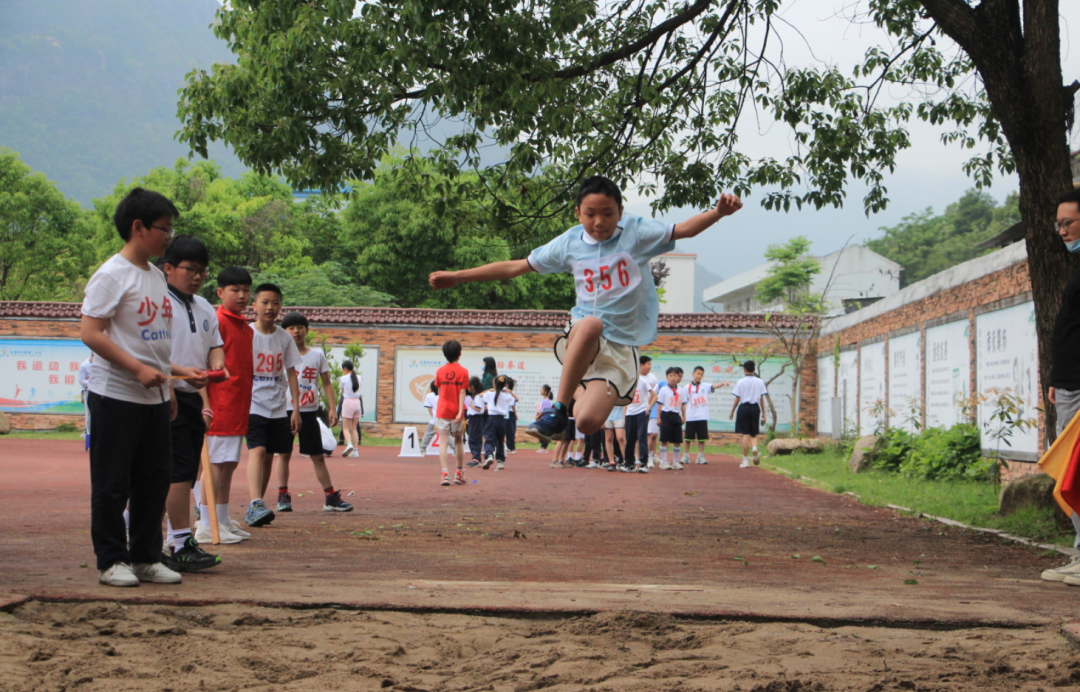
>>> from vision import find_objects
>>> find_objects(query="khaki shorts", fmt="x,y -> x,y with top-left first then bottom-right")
434,417 -> 464,434
554,322 -> 639,406
603,419 -> 625,429
207,434 -> 243,464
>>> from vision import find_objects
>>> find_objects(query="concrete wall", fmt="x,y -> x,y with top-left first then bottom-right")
653,253 -> 697,313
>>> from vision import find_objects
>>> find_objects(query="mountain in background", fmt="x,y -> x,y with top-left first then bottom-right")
0,0 -> 246,205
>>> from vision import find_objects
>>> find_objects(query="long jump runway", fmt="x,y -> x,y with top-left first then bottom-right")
0,438 -> 1073,626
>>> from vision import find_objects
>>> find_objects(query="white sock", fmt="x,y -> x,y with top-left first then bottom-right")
752,445 -> 758,451
168,529 -> 191,552
193,480 -> 202,505
673,446 -> 681,459
165,517 -> 173,535
217,504 -> 231,525
199,505 -> 211,528
660,446 -> 667,462
743,456 -> 749,462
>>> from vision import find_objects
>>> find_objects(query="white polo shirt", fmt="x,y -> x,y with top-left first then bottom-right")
167,286 -> 223,394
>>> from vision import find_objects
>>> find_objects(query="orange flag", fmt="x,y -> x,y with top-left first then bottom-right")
1039,410 -> 1080,515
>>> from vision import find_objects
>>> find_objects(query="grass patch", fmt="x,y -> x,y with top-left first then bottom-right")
766,448 -> 1074,547
2,430 -> 85,441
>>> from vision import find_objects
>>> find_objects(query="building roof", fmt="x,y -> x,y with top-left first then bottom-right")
976,221 -> 1025,250
0,302 -> 803,331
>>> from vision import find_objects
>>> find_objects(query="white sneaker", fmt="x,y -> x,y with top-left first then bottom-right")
195,523 -> 242,545
679,453 -> 689,464
585,461 -> 599,469
648,453 -> 656,466
133,562 -> 182,584
536,449 -> 548,454
1042,556 -> 1080,582
739,459 -> 751,468
348,449 -> 360,458
696,454 -> 707,465
671,461 -> 685,470
99,562 -> 139,587
342,445 -> 355,457
659,462 -> 672,470
227,519 -> 252,540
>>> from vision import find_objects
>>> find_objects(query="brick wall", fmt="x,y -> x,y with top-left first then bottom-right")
0,315 -> 818,441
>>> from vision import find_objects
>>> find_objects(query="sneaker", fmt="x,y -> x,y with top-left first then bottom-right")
585,461 -> 600,469
227,519 -> 252,540
525,407 -> 568,443
696,454 -> 707,465
671,460 -> 685,470
162,536 -> 221,572
1041,556 -> 1080,582
536,449 -> 548,454
342,444 -> 355,457
277,493 -> 293,512
440,472 -> 451,486
466,460 -> 481,468
244,499 -> 275,527
347,449 -> 360,458
1064,574 -> 1080,587
195,523 -> 243,545
659,462 -> 672,470
495,461 -> 505,471
618,464 -> 635,473
648,453 -> 656,466
508,449 -> 517,454
607,461 -> 618,472
635,464 -> 649,474
752,449 -> 760,465
454,469 -> 465,485
680,453 -> 690,464
323,490 -> 354,512
739,459 -> 751,468
99,562 -> 139,587
133,562 -> 182,584
482,454 -> 494,470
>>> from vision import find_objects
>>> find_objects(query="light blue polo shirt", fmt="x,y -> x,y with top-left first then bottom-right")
527,216 -> 675,346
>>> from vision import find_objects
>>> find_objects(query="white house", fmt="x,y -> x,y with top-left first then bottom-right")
650,253 -> 697,313
702,244 -> 902,316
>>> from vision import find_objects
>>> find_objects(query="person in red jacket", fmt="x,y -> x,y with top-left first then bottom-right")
196,266 -> 255,545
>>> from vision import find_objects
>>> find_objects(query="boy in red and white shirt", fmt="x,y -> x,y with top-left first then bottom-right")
433,340 -> 469,485
656,367 -> 687,470
683,365 -> 728,465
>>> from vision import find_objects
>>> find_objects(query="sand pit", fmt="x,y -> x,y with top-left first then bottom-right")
3,600 -> 1078,692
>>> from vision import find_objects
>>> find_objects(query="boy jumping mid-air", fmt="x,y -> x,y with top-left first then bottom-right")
430,175 -> 742,439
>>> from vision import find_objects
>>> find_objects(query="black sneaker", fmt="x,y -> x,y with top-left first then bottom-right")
466,460 -> 481,468
606,461 -> 618,472
277,493 -> 292,512
525,406 -> 568,443
323,490 -> 354,512
161,536 -> 221,572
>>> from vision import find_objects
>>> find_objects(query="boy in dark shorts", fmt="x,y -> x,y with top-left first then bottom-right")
730,360 -> 769,468
683,365 -> 728,465
656,367 -> 686,470
245,284 -> 302,527
274,312 -> 353,512
161,235 -> 223,572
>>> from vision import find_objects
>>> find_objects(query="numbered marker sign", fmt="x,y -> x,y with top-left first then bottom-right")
398,426 -> 423,457
426,431 -> 456,456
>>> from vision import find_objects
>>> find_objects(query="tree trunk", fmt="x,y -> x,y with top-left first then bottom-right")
919,0 -> 1076,442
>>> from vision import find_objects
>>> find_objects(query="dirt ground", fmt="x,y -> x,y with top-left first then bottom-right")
4,600 -> 1079,692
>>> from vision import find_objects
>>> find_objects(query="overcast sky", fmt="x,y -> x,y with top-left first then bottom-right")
623,1 -> 1080,283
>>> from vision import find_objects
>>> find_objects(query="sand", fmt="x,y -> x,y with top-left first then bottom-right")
3,601 -> 1077,692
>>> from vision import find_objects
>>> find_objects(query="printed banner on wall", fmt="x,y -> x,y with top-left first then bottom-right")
324,346 -> 379,422
838,350 -> 858,436
924,319 -> 970,430
816,355 -> 835,436
0,338 -> 92,413
975,302 -> 1039,458
393,348 -> 797,431
888,332 -> 922,433
859,341 -> 886,436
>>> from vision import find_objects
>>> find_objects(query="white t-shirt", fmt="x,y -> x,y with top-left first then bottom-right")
168,289 -> 223,395
657,384 -> 686,414
82,255 -> 173,405
685,382 -> 714,422
482,390 -> 515,417
288,348 -> 330,413
77,358 -> 93,392
339,372 -> 362,399
249,324 -> 302,418
626,372 -> 658,415
424,392 -> 438,421
465,394 -> 484,417
732,376 -> 769,406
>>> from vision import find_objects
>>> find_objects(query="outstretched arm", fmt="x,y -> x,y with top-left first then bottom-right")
430,259 -> 533,289
671,194 -> 743,241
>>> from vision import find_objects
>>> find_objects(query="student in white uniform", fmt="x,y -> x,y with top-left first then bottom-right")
338,361 -> 362,457
481,375 -> 517,470
730,360 -> 770,468
683,365 -> 729,464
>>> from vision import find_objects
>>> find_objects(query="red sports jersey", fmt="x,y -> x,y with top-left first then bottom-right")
206,306 -> 254,436
434,362 -> 469,419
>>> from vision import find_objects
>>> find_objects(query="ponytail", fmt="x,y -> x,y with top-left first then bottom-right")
342,360 -> 359,393
494,375 -> 507,401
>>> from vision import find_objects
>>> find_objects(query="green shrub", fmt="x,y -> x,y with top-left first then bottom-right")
871,428 -> 915,472
55,422 -> 78,433
898,424 -> 989,481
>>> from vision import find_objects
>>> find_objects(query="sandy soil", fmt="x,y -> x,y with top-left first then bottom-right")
3,601 -> 1078,692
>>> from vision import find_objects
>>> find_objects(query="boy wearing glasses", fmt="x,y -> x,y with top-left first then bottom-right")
160,235 -> 224,572
81,188 -> 204,587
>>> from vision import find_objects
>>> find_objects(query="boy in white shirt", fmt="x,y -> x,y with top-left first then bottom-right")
683,365 -> 729,465
244,283 -> 302,527
657,367 -> 687,470
622,356 -> 657,472
275,312 -> 354,513
730,360 -> 770,468
80,187 -> 202,587
419,383 -> 439,455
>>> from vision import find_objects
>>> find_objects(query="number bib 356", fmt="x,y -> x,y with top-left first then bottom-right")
571,252 -> 641,305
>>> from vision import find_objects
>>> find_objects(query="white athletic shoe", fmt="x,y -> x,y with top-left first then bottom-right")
659,462 -> 672,470
195,523 -> 242,545
348,449 -> 360,458
671,460 -> 685,470
1042,556 -> 1080,582
535,449 -> 548,454
739,459 -> 751,468
133,562 -> 182,584
679,453 -> 689,464
696,454 -> 707,465
648,453 -> 656,466
342,444 -> 355,456
99,562 -> 139,587
227,519 -> 252,540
